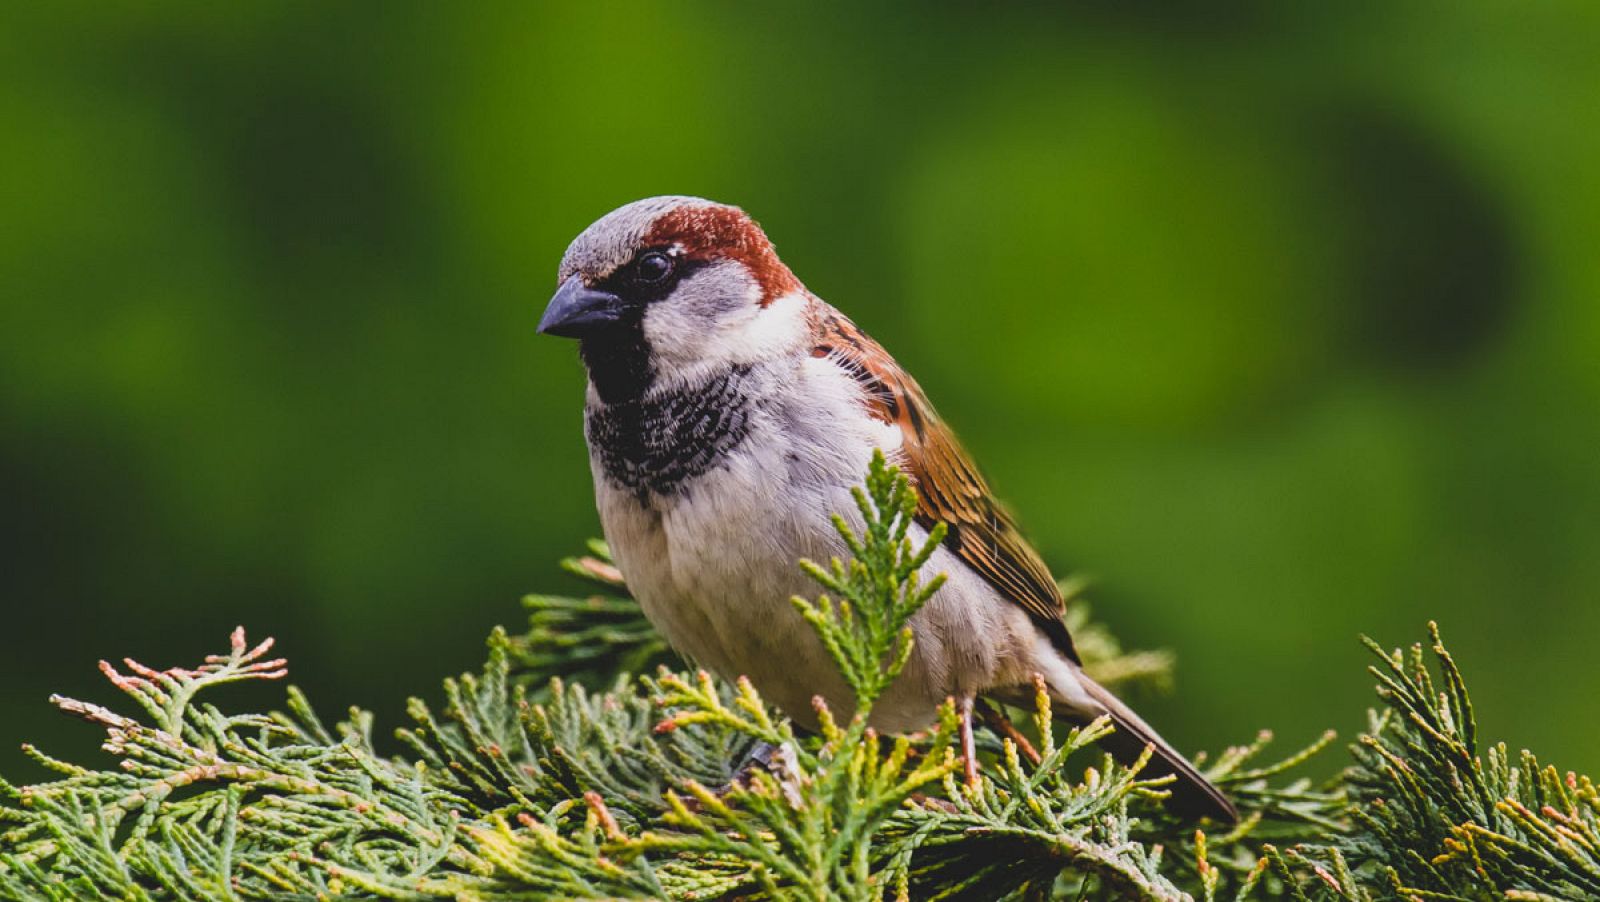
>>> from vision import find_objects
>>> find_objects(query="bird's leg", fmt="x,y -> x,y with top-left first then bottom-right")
975,698 -> 1041,766
957,695 -> 980,788
729,739 -> 781,787
683,739 -> 796,812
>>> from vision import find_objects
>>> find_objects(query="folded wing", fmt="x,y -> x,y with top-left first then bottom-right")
810,304 -> 1080,663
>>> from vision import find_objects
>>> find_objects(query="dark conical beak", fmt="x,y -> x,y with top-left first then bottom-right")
538,275 -> 626,338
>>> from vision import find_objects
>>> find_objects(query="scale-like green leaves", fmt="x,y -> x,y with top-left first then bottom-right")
4,456 -> 1581,900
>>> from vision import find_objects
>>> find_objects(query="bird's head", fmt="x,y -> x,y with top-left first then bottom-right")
541,196 -> 808,402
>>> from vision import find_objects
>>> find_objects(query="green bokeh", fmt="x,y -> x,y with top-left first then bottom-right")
4,2 -> 1598,779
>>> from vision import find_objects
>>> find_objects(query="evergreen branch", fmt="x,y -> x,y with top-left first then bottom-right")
1319,622 -> 1600,901
6,458 -> 1582,900
792,451 -> 948,710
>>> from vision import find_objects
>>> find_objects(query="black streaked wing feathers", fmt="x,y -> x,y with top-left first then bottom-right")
811,306 -> 1080,663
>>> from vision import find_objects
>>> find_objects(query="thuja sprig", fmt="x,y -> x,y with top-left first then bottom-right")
95,625 -> 287,737
886,677 -> 1191,900
622,697 -> 960,902
11,453 -> 1574,901
792,449 -> 947,709
653,671 -> 791,748
1324,622 -> 1600,901
622,453 -> 961,900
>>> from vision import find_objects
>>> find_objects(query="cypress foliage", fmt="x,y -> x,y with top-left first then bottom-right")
1,454 -> 1589,900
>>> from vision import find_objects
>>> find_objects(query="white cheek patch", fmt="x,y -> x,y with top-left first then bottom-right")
643,272 -> 811,389
641,261 -> 756,370
717,291 -> 809,363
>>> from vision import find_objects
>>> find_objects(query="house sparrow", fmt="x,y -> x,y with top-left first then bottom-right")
538,196 -> 1235,821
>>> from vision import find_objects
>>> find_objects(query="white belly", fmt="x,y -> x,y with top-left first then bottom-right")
594,421 -> 892,728
586,357 -> 1076,732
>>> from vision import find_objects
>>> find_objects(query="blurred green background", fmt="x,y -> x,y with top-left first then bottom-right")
4,2 -> 1599,780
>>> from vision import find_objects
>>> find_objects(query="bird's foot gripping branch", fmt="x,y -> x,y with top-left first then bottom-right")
2,458 -> 1595,900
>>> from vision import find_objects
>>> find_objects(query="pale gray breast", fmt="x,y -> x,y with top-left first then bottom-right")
581,358 -> 914,721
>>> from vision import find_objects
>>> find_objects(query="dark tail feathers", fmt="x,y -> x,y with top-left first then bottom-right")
1080,678 -> 1237,823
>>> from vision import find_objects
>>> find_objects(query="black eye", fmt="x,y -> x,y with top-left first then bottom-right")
635,251 -> 673,285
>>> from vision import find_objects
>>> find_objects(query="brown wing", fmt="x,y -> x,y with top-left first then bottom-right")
811,305 -> 1080,663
